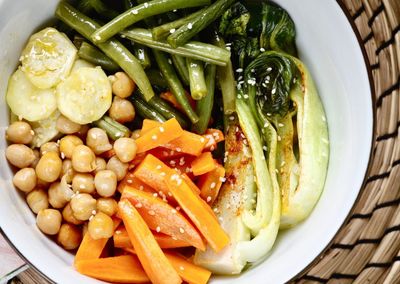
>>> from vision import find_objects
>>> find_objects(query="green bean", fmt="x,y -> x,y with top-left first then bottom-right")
146,69 -> 169,88
89,0 -> 119,20
153,50 -> 199,124
132,97 -> 166,122
187,58 -> 207,100
91,0 -> 211,43
214,35 -> 236,114
171,55 -> 190,87
121,28 -> 230,66
56,1 -> 155,101
78,42 -> 120,72
137,91 -> 189,128
93,116 -> 131,140
133,44 -> 151,69
151,8 -> 206,40
193,64 -> 216,134
167,0 -> 235,48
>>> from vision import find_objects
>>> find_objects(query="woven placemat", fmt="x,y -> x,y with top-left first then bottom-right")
9,0 -> 400,283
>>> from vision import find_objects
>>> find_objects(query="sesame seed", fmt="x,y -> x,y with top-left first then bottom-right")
135,203 -> 143,208
132,9 -> 138,14
176,206 -> 181,211
220,177 -> 226,182
171,209 -> 177,214
153,193 -> 158,197
156,165 -> 162,170
267,67 -> 272,72
139,185 -> 144,190
278,123 -> 284,127
229,116 -> 235,121
179,266 -> 185,271
271,88 -> 277,95
206,196 -> 212,202
226,46 -> 231,51
152,111 -> 156,116
94,35 -> 101,41
187,23 -> 193,29
218,217 -> 223,221
200,137 -> 205,143
210,145 -> 215,151
144,2 -> 148,7
92,210 -> 97,215
263,146 -> 267,151
168,58 -> 172,65
176,147 -> 182,152
89,215 -> 94,221
148,210 -> 155,216
277,135 -> 282,141
210,182 -> 216,189
159,126 -> 165,133
226,204 -> 231,209
160,172 -> 166,177
156,226 -> 161,232
170,28 -> 176,33
173,9 -> 177,12
213,208 -> 219,213
179,228 -> 185,233
260,47 -> 266,52
236,68 -> 243,73
152,135 -> 157,140
60,152 -> 65,159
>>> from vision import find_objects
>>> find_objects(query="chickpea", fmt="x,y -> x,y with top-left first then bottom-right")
6,121 -> 34,144
6,144 -> 36,168
94,170 -> 117,197
70,193 -> 97,221
40,142 -> 60,156
113,138 -> 137,163
31,149 -> 40,168
88,212 -> 114,240
56,115 -> 81,134
59,135 -> 83,159
86,128 -> 112,155
97,198 -> 118,216
61,159 -> 75,183
131,129 -> 141,140
36,209 -> 62,235
109,97 -> 135,123
48,182 -> 74,209
13,168 -> 37,193
76,124 -> 90,140
35,152 -> 62,183
111,72 -> 135,98
94,157 -> 107,174
106,156 -> 128,181
62,203 -> 83,225
57,224 -> 82,250
26,189 -> 48,214
72,173 -> 95,194
72,145 -> 96,173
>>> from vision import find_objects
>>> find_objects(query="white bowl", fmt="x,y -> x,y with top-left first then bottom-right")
0,0 -> 373,283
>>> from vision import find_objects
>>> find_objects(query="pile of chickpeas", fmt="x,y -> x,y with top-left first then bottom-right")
5,72 -> 139,251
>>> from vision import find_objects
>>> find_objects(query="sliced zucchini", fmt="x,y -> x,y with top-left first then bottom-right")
30,111 -> 61,148
56,67 -> 112,124
6,68 -> 57,121
71,59 -> 95,73
20,27 -> 77,89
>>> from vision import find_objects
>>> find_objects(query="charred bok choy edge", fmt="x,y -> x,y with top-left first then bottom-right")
91,0 -> 211,43
55,1 -> 155,101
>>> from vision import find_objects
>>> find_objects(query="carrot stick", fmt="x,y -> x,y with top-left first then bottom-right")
137,155 -> 229,252
75,218 -> 121,265
118,171 -> 155,194
191,152 -> 216,176
203,129 -> 224,152
165,252 -> 211,284
198,163 -> 225,205
114,226 -> 191,249
142,120 -> 206,156
160,91 -> 196,113
148,147 -> 185,160
118,199 -> 182,284
181,173 -> 200,195
136,118 -> 184,153
75,255 -> 149,283
122,186 -> 205,250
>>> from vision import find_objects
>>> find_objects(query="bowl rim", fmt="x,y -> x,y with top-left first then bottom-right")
0,0 -> 376,283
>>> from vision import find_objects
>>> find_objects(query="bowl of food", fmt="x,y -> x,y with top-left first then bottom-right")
0,0 -> 373,283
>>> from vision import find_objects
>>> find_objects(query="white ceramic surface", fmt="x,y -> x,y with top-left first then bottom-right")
0,0 -> 373,283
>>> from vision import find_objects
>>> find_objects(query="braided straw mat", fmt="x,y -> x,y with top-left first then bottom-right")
10,0 -> 400,283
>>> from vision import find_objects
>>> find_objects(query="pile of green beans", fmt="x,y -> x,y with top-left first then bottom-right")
56,0 -> 238,134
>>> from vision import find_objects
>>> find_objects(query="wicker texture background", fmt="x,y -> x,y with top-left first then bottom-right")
10,0 -> 400,283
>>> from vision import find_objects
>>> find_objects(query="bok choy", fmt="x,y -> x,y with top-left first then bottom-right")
195,1 -> 329,274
